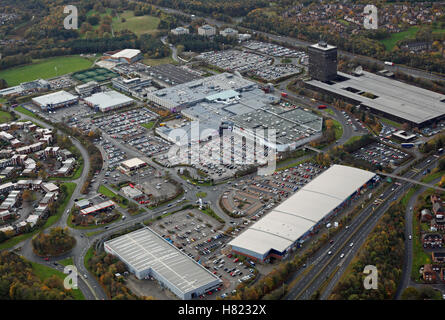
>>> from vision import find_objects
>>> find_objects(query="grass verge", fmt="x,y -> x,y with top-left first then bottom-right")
30,261 -> 85,300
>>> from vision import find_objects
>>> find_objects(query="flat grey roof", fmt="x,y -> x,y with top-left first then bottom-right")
32,90 -> 78,106
84,91 -> 134,110
148,73 -> 256,106
104,227 -> 221,294
229,165 -> 376,256
310,42 -> 337,51
306,71 -> 445,124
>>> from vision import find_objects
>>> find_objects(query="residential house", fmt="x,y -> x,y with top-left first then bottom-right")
423,264 -> 436,282
421,208 -> 433,222
422,233 -> 443,248
432,251 -> 445,263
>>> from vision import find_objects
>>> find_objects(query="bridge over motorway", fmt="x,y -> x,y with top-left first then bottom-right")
377,171 -> 445,192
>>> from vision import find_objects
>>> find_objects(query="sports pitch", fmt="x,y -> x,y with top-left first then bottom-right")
71,67 -> 118,83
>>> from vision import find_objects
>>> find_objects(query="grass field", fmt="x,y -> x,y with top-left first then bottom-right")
144,56 -> 175,66
344,135 -> 362,146
98,185 -> 128,208
30,261 -> 85,300
380,26 -> 445,51
196,192 -> 207,198
0,56 -> 93,86
0,110 -> 12,123
59,257 -> 74,266
332,119 -> 343,140
141,121 -> 155,130
44,183 -> 77,228
84,245 -> 95,270
15,105 -> 37,118
412,211 -> 432,281
379,116 -> 402,128
113,11 -> 161,36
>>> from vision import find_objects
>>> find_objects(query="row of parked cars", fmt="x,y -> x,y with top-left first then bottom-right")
126,135 -> 171,157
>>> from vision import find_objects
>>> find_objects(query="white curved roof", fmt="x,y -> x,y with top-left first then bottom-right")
229,165 -> 376,257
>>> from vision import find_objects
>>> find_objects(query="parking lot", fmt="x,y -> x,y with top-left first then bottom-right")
91,108 -> 158,139
243,41 -> 306,58
156,133 -> 267,181
98,138 -> 129,170
220,162 -> 325,219
48,76 -> 77,90
351,142 -> 411,168
341,110 -> 368,133
250,63 -> 301,81
125,134 -> 171,157
196,50 -> 272,73
148,208 -> 256,298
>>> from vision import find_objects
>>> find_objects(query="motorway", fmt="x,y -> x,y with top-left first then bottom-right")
285,154 -> 440,300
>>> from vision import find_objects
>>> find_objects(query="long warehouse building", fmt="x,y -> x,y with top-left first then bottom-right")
305,70 -> 445,127
228,165 -> 379,262
104,227 -> 222,300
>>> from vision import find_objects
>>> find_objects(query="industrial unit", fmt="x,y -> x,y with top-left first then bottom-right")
118,157 -> 147,174
32,90 -> 78,110
102,49 -> 143,64
83,90 -> 135,113
80,200 -> 115,216
104,227 -> 222,300
228,165 -> 379,262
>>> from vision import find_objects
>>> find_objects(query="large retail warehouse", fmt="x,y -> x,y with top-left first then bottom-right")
104,227 -> 222,300
228,165 -> 379,262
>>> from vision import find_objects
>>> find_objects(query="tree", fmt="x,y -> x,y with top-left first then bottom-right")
401,287 -> 419,300
22,190 -> 33,202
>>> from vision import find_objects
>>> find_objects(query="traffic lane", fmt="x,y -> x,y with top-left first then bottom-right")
300,185 -> 408,299
299,158 -> 439,299
287,157 -> 437,299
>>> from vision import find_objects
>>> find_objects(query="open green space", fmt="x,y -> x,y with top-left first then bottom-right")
113,11 -> 161,36
379,116 -> 402,128
196,192 -> 207,198
30,261 -> 85,300
332,119 -> 343,140
44,183 -> 77,228
0,56 -> 93,86
84,245 -> 95,270
343,135 -> 362,146
15,105 -> 38,118
144,56 -> 175,66
380,27 -> 419,51
412,211 -> 432,281
421,170 -> 444,184
200,207 -> 224,224
141,121 -> 155,130
67,210 -> 122,230
58,257 -> 74,266
380,26 -> 445,51
98,185 -> 128,208
0,110 -> 13,123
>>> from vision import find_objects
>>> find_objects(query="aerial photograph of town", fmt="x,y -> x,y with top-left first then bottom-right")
0,0 -> 444,316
